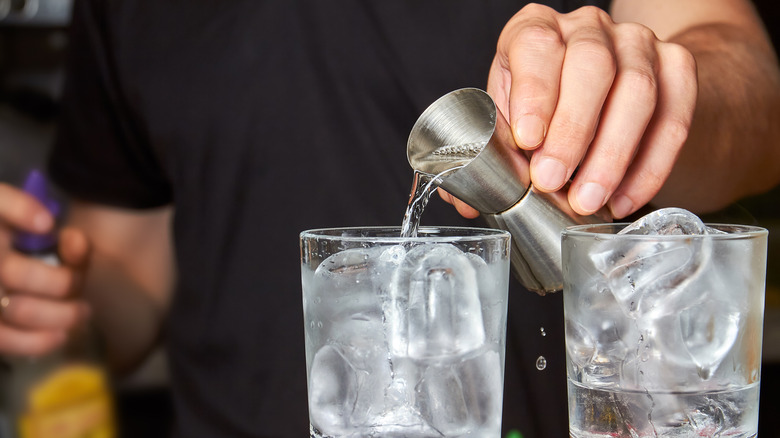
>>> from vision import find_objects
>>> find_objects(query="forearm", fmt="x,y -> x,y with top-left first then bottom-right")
82,256 -> 171,375
654,22 -> 780,212
68,202 -> 175,375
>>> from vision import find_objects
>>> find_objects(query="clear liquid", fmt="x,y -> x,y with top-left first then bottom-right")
567,380 -> 759,438
401,139 -> 484,238
400,168 -> 462,238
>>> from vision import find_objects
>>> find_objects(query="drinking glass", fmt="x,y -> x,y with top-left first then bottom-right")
300,226 -> 511,438
562,223 -> 767,437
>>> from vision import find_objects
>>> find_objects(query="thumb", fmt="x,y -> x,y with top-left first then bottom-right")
58,227 -> 91,269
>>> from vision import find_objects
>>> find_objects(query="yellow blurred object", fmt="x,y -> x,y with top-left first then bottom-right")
17,364 -> 115,438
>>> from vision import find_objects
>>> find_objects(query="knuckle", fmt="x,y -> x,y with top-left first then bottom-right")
549,123 -> 594,165
569,5 -> 611,23
637,166 -> 668,194
519,3 -> 554,17
663,42 -> 695,66
662,117 -> 692,149
556,118 -> 593,144
661,43 -> 698,82
515,22 -> 564,51
621,68 -> 658,103
569,37 -> 616,72
617,22 -> 658,44
515,80 -> 555,106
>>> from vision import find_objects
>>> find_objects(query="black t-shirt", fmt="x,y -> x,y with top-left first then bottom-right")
50,1 -> 610,437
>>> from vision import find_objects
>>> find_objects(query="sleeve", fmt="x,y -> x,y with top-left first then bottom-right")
48,0 -> 172,209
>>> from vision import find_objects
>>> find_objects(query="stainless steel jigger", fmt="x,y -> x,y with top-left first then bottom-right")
407,88 -> 607,295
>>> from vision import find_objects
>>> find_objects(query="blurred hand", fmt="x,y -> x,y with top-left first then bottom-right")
0,183 -> 91,357
441,4 -> 697,219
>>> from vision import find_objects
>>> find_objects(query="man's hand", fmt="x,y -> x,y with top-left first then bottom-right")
442,1 -> 780,220
486,4 -> 697,219
0,183 -> 91,357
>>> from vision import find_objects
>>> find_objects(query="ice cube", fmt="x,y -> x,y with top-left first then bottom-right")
565,319 -> 596,373
591,208 -> 711,319
463,252 -> 506,344
565,281 -> 636,387
618,207 -> 708,236
680,301 -> 741,380
366,357 -> 438,437
308,342 -> 393,436
678,261 -> 744,380
387,243 -> 485,360
416,347 -> 503,437
306,246 -> 403,348
620,314 -> 700,391
306,246 -> 410,436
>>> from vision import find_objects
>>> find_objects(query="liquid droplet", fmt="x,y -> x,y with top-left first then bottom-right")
540,327 -> 546,337
535,356 -> 547,371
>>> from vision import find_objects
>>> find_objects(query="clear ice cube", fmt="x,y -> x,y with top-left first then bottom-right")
307,246 -> 403,347
308,341 -> 393,435
307,246 -> 406,435
591,208 -> 711,319
585,208 -> 745,391
416,347 -> 503,437
387,243 -> 486,360
678,260 -> 744,381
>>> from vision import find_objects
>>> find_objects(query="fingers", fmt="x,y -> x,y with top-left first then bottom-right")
568,23 -> 660,215
528,8 -> 616,194
0,323 -> 67,357
59,227 -> 91,269
437,189 -> 481,219
489,5 -> 697,217
0,293 -> 89,331
608,42 -> 697,218
0,252 -> 75,298
0,228 -> 93,357
0,183 -> 54,234
494,4 -> 565,150
0,188 -> 94,357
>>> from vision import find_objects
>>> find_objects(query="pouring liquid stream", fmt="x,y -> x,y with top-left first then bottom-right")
400,167 -> 463,238
402,141 -> 484,238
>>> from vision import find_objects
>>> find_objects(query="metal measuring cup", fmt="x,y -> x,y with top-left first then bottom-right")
407,88 -> 608,294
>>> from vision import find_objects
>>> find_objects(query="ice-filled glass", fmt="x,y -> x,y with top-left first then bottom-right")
300,227 -> 511,438
562,219 -> 767,438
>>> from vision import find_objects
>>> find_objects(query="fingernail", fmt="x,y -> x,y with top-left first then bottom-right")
610,195 -> 634,219
515,115 -> 546,148
576,182 -> 608,213
533,157 -> 567,190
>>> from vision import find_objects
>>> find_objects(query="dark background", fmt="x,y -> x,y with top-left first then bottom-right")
1,1 -> 778,437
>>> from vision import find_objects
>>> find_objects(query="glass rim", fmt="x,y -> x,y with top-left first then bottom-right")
563,222 -> 768,240
300,226 -> 510,243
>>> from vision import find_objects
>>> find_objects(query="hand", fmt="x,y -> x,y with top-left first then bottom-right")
442,4 -> 697,219
0,183 -> 91,357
